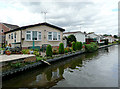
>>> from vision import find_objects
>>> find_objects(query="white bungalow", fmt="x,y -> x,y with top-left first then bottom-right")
63,31 -> 86,43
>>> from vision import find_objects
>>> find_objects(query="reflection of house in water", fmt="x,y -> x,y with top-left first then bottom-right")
30,67 -> 64,88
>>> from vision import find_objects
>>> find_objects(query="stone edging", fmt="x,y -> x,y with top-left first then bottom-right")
2,44 -> 116,78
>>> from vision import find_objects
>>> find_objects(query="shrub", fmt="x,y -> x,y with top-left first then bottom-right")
34,48 -> 39,52
59,43 -> 64,54
33,51 -> 40,56
85,42 -> 98,52
78,42 -> 82,50
75,42 -> 79,50
72,42 -> 76,51
46,45 -> 52,57
36,57 -> 43,61
52,48 -> 59,55
69,48 -> 72,52
22,49 -> 26,54
22,49 -> 30,54
64,49 -> 68,53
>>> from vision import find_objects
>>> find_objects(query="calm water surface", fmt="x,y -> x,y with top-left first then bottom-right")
2,45 -> 118,88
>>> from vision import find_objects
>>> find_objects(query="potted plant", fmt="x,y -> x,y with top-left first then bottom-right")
5,50 -> 11,55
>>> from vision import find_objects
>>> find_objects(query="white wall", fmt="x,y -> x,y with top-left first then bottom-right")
63,32 -> 85,43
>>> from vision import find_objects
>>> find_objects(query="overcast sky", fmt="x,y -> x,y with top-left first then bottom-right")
0,0 -> 119,35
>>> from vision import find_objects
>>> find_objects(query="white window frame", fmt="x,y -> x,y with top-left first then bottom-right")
48,32 -> 53,41
58,32 -> 60,41
26,31 -> 41,41
38,32 -> 41,41
26,31 -> 32,41
48,32 -> 61,41
53,32 -> 58,41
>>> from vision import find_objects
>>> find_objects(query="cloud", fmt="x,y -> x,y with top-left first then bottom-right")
0,0 -> 119,35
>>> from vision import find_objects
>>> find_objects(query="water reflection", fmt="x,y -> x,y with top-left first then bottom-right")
2,45 -> 118,88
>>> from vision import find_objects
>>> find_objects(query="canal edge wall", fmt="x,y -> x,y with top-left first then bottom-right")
2,44 -> 116,78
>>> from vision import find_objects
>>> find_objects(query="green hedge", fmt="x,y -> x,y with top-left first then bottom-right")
72,42 -> 76,51
59,43 -> 64,54
46,45 -> 52,57
85,42 -> 98,52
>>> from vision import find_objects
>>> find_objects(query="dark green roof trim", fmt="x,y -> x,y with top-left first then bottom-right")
4,22 -> 65,34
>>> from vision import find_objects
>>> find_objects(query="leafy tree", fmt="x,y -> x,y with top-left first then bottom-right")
67,35 -> 77,47
114,35 -> 118,38
59,43 -> 64,54
68,34 -> 77,42
46,45 -> 52,57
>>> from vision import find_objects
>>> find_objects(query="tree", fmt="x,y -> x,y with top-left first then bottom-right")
59,43 -> 64,54
114,35 -> 118,38
46,45 -> 52,57
67,35 -> 77,47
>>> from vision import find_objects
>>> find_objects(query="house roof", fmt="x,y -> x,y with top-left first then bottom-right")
4,22 -> 65,34
63,31 -> 85,35
2,23 -> 19,30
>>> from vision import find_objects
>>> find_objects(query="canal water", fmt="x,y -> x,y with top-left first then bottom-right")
2,45 -> 118,88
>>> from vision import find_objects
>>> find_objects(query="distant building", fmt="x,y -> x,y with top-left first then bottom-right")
104,36 -> 115,43
0,23 -> 19,47
63,31 -> 86,43
86,32 -> 101,44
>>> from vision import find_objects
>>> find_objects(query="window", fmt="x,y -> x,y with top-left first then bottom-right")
53,32 -> 57,40
48,32 -> 52,40
26,31 -> 41,41
14,33 -> 16,38
48,32 -> 61,41
38,32 -> 41,40
32,31 -> 37,40
1,29 -> 3,33
26,31 -> 31,40
11,33 -> 13,39
58,32 -> 60,40
9,34 -> 11,39
14,39 -> 16,43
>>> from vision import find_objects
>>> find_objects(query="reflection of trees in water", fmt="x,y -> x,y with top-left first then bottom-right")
105,48 -> 109,52
68,55 -> 84,70
85,51 -> 99,60
59,66 -> 64,77
45,69 -> 52,81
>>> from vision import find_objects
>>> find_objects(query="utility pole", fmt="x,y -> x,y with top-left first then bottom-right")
41,11 -> 47,22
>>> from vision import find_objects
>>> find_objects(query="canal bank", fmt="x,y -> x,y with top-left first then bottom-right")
2,45 -> 118,87
2,44 -> 117,78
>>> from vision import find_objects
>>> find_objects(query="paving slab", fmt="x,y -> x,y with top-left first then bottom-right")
0,54 -> 35,62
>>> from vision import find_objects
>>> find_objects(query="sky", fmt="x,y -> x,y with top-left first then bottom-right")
0,0 -> 119,35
